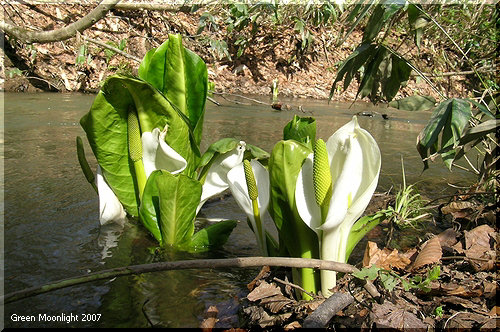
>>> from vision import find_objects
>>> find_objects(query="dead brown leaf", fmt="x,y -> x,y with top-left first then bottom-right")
362,241 -> 411,269
488,306 -> 499,317
200,305 -> 218,331
463,225 -> 496,271
437,228 -> 460,247
411,236 -> 442,271
441,201 -> 476,219
284,321 -> 301,330
247,280 -> 283,302
247,266 -> 271,291
370,301 -> 427,330
259,294 -> 294,313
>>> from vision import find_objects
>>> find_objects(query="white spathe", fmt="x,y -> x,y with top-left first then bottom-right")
295,116 -> 381,297
196,141 -> 247,214
141,125 -> 187,178
97,165 -> 127,226
227,159 -> 270,255
97,125 -> 187,225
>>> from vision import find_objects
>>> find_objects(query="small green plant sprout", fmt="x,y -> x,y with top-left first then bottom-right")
386,157 -> 432,229
353,264 -> 441,293
434,305 -> 444,318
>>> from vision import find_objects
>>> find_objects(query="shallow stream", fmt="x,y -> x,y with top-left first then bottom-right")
2,92 -> 475,328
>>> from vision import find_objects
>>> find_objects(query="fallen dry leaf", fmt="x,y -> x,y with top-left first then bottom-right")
284,320 -> 301,330
441,201 -> 476,219
488,306 -> 499,317
370,302 -> 427,330
247,281 -> 282,302
362,241 -> 411,270
437,228 -> 460,247
259,294 -> 294,313
200,305 -> 218,331
411,236 -> 442,271
247,266 -> 271,291
463,225 -> 496,271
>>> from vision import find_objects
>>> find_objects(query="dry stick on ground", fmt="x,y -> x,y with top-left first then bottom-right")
302,292 -> 355,328
2,256 -> 380,304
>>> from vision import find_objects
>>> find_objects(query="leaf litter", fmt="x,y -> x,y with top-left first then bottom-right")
200,191 -> 498,330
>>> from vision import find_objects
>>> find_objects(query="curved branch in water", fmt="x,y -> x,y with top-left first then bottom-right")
2,256 -> 379,303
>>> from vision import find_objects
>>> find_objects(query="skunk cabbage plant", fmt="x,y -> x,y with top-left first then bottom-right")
227,159 -> 270,256
78,34 -> 242,252
295,116 -> 381,297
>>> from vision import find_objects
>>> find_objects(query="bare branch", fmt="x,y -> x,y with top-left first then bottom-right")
0,0 -> 120,44
83,35 -> 141,62
2,256 -> 370,304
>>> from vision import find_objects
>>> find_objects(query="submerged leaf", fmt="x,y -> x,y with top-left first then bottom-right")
388,95 -> 436,111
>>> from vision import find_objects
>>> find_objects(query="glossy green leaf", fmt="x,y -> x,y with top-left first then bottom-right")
416,98 -> 472,170
138,34 -> 208,156
80,75 -> 195,216
138,48 -> 156,79
268,140 -> 319,258
157,172 -> 201,247
268,139 -> 320,298
283,115 -> 316,149
389,95 -> 436,111
138,170 -> 166,245
185,220 -> 238,253
246,143 -> 270,161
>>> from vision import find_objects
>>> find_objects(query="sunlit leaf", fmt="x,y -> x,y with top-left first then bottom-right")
157,172 -> 201,247
185,220 -> 238,252
283,115 -> 316,149
416,98 -> 471,170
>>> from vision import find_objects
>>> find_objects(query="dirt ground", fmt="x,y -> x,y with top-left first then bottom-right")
1,3 -> 470,103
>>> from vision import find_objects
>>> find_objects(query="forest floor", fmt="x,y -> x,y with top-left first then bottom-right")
1,3 -> 471,103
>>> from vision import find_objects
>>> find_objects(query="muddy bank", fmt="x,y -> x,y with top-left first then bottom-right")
1,3 -> 469,102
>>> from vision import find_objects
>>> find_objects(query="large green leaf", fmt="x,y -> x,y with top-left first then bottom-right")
416,98 -> 472,170
184,220 -> 238,253
407,4 -> 429,49
268,140 -> 320,298
80,75 -> 196,216
138,34 -> 208,153
157,172 -> 202,247
268,140 -> 319,258
283,115 -> 316,149
329,43 -> 377,100
362,1 -> 404,43
138,170 -> 165,245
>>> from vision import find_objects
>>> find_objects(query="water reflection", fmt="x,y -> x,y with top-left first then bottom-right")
3,92 -> 476,328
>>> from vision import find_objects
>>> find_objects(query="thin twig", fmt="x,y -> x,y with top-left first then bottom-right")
273,277 -> 316,300
82,36 -> 142,63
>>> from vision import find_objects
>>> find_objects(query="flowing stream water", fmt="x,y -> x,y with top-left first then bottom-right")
2,92 -> 475,328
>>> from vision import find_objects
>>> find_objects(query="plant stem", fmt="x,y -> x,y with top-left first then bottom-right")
252,199 -> 267,256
